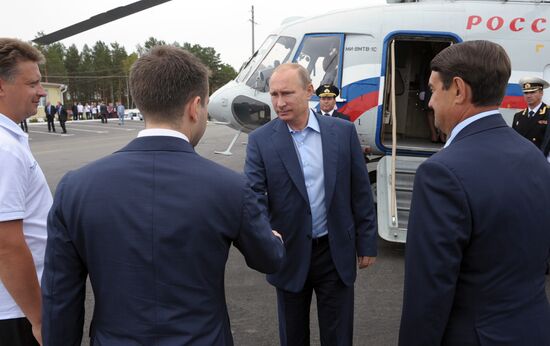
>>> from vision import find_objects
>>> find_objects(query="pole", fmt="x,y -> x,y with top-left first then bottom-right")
251,5 -> 255,55
250,5 -> 256,55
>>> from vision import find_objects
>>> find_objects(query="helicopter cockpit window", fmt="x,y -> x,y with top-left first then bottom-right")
245,36 -> 296,92
294,34 -> 343,90
236,35 -> 276,83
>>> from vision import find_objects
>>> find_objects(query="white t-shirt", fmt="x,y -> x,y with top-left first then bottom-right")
0,113 -> 52,319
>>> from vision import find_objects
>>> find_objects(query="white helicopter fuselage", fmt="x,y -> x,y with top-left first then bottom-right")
209,0 -> 550,242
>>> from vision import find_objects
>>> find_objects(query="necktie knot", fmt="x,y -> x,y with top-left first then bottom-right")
529,110 -> 535,117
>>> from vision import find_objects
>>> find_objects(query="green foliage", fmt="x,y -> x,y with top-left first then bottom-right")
34,35 -> 237,107
179,42 -> 237,93
38,43 -> 67,85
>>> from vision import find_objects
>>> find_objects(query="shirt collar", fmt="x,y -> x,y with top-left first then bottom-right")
137,128 -> 189,142
444,109 -> 499,148
287,109 -> 320,134
0,112 -> 28,141
529,102 -> 542,114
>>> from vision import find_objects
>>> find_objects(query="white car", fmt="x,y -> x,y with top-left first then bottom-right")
125,108 -> 143,121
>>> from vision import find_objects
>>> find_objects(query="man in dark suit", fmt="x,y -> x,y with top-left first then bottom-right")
512,76 -> 548,148
41,46 -> 285,346
399,40 -> 550,346
44,101 -> 56,132
245,63 -> 377,346
99,101 -> 108,123
71,102 -> 78,121
315,83 -> 350,121
55,102 -> 67,133
543,116 -> 550,163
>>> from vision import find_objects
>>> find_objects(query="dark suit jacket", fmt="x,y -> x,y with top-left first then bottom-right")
245,113 -> 377,292
512,102 -> 548,148
42,136 -> 285,346
399,114 -> 550,346
542,118 -> 550,157
45,104 -> 56,118
57,105 -> 67,122
318,110 -> 350,121
100,104 -> 108,115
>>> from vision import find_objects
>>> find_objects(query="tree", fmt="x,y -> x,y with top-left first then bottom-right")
136,37 -> 167,56
64,44 -> 81,101
31,36 -> 236,107
39,43 -> 67,85
92,41 -> 112,102
212,63 -> 237,93
110,43 -> 128,103
79,44 -> 96,102
122,53 -> 138,107
180,43 -> 237,93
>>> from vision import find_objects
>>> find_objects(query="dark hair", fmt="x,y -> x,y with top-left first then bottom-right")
430,40 -> 511,107
129,45 -> 210,123
0,38 -> 45,81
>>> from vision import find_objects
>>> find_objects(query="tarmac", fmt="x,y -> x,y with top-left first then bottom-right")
27,118 -> 549,346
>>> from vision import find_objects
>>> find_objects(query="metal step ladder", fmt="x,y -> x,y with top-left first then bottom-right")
376,156 -> 426,243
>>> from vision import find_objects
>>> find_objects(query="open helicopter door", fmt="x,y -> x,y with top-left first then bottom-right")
376,33 -> 456,242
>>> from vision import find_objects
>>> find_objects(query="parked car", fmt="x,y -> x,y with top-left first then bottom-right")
125,108 -> 143,121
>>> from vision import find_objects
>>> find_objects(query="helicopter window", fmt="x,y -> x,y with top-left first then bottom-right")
232,95 -> 271,131
294,35 -> 342,89
245,36 -> 296,92
236,35 -> 276,83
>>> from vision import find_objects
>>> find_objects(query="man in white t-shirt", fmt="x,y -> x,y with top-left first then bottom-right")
0,38 -> 51,346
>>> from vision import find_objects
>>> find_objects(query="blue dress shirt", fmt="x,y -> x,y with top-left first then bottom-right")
287,110 -> 328,238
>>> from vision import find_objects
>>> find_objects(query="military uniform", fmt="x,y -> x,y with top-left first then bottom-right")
512,103 -> 548,148
315,83 -> 350,121
512,77 -> 550,149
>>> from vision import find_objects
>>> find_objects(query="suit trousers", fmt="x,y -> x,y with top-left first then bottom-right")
46,117 -> 55,132
276,235 -> 354,346
0,318 -> 39,346
59,120 -> 67,133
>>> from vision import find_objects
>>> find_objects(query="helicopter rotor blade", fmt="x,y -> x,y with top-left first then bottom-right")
33,0 -> 172,45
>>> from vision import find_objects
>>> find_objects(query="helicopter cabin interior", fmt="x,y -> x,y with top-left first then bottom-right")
381,36 -> 456,152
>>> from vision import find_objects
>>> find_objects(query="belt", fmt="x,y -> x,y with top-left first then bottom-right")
312,234 -> 328,245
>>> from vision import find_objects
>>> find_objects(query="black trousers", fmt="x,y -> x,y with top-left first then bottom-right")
46,117 -> 55,132
0,318 -> 39,346
59,120 -> 67,133
276,235 -> 354,346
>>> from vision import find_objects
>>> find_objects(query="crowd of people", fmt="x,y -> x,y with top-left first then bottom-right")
0,36 -> 549,346
37,100 -> 128,135
64,101 -> 126,124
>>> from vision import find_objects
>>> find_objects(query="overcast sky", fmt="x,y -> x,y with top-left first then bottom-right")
3,0 -> 384,70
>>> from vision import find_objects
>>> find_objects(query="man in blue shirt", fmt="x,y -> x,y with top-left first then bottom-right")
245,63 -> 377,346
116,101 -> 125,125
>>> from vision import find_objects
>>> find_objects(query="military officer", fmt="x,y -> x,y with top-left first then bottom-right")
512,76 -> 549,149
315,83 -> 350,121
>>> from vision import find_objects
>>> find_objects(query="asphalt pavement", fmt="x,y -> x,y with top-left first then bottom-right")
28,119 -> 549,346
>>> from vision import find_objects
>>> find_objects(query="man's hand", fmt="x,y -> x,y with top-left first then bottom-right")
358,256 -> 376,269
272,230 -> 283,243
32,322 -> 42,345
